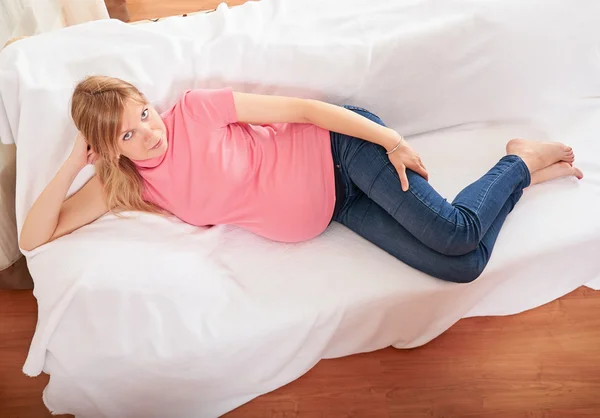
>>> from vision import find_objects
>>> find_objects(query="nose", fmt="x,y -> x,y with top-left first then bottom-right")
142,126 -> 158,143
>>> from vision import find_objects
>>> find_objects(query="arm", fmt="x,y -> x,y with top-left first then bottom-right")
233,92 -> 428,191
19,137 -> 108,252
233,92 -> 399,151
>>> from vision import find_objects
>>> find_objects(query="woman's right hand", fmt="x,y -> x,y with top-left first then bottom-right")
68,132 -> 98,169
386,136 -> 429,192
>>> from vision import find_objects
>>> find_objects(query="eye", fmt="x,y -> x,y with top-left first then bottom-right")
141,108 -> 149,120
123,131 -> 133,141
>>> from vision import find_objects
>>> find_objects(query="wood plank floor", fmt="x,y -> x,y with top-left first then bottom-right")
126,0 -> 252,21
0,291 -> 53,418
1,1 -> 599,417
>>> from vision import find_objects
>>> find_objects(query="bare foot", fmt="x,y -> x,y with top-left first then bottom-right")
506,138 -> 574,173
529,162 -> 583,186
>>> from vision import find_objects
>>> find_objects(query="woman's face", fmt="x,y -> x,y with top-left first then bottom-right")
117,99 -> 167,161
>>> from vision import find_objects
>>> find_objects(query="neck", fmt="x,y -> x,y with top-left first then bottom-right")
132,152 -> 167,169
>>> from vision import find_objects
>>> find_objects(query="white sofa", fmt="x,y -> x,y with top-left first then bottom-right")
1,0 -> 599,416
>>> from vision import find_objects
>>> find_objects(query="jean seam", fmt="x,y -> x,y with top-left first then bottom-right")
358,197 -> 374,234
375,147 -> 472,229
473,159 -> 519,214
366,163 -> 389,195
346,139 -> 369,168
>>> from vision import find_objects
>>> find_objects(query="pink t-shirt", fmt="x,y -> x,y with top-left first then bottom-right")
134,88 -> 336,243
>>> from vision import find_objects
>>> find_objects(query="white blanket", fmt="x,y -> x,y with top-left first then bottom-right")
0,0 -> 599,416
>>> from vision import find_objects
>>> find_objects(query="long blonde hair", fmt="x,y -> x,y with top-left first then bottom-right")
71,76 -> 162,214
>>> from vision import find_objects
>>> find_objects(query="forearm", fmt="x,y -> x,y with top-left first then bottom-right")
304,100 -> 400,151
20,159 -> 82,251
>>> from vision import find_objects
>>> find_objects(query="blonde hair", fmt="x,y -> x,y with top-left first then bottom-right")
71,75 -> 162,214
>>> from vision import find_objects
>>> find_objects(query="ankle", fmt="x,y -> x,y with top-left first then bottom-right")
506,153 -> 534,174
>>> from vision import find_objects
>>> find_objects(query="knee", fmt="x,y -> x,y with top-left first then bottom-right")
456,261 -> 486,283
438,252 -> 488,284
435,235 -> 481,257
430,208 -> 483,257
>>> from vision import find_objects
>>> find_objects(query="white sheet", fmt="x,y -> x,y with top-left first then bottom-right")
0,0 -> 599,416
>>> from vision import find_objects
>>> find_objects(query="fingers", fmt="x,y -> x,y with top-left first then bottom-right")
415,162 -> 429,181
417,157 -> 428,181
398,165 -> 409,192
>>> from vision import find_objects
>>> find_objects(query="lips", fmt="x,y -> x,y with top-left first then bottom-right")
150,137 -> 163,150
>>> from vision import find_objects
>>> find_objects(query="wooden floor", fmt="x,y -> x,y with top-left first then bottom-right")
2,1 -> 600,417
126,0 -> 252,21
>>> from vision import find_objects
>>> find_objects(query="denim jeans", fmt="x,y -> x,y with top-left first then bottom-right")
330,106 -> 531,283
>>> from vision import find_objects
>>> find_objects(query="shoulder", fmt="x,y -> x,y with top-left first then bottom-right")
178,87 -> 236,127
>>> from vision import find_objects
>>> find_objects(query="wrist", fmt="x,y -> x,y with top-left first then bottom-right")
379,129 -> 404,152
65,155 -> 85,173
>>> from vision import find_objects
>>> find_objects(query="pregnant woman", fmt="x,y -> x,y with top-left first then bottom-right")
20,76 -> 582,283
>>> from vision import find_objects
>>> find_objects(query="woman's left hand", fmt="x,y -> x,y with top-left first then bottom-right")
386,137 -> 429,192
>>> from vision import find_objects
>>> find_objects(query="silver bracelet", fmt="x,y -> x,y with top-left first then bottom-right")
386,137 -> 404,155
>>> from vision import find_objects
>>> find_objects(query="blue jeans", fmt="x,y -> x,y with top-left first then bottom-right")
330,106 -> 531,283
